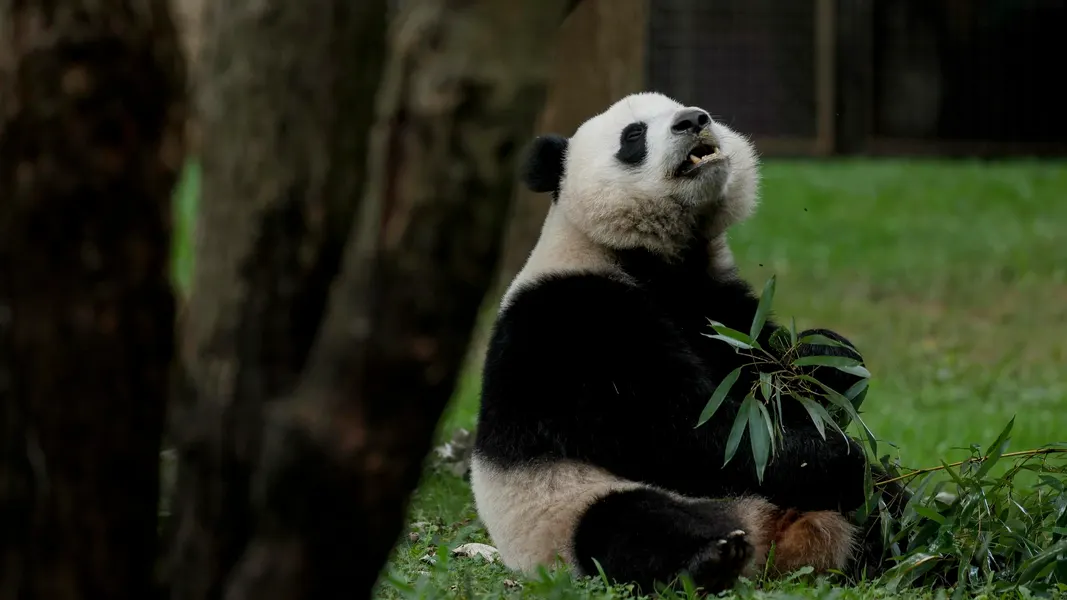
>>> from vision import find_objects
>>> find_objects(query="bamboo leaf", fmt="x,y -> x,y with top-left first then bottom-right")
754,398 -> 776,455
773,385 -> 785,437
940,459 -> 968,488
889,552 -> 942,591
792,395 -> 829,441
902,472 -> 939,526
845,378 -> 869,399
974,416 -> 1014,480
749,275 -> 776,342
723,395 -> 752,467
1016,539 -> 1067,584
797,374 -> 878,456
913,506 -> 947,525
759,372 -> 773,402
854,457 -> 875,525
700,333 -> 753,351
696,367 -> 742,428
792,355 -> 871,379
748,397 -> 772,484
844,378 -> 870,413
706,320 -> 754,346
796,374 -> 861,421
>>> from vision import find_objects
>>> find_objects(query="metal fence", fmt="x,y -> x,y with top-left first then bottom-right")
647,0 -> 1067,157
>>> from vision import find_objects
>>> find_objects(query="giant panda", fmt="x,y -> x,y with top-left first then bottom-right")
470,91 -> 888,593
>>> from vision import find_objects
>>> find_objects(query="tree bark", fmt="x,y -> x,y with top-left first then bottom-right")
222,2 -> 573,598
467,0 -> 647,360
0,0 -> 576,596
0,1 -> 187,598
166,1 -> 573,600
163,1 -> 390,599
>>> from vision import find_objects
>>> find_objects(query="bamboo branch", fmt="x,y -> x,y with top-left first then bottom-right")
875,448 -> 1067,487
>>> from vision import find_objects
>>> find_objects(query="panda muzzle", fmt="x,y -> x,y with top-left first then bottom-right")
675,142 -> 722,177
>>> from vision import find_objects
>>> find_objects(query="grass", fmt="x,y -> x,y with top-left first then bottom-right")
170,158 -> 1067,599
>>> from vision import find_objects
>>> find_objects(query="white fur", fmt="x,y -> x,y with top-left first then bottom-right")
504,92 -> 759,309
469,453 -> 644,574
470,453 -> 856,578
470,453 -> 766,576
501,203 -> 631,308
559,92 -> 761,258
478,92 -> 855,581
487,92 -> 768,568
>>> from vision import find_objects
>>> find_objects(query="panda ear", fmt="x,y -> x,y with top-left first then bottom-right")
520,134 -> 568,195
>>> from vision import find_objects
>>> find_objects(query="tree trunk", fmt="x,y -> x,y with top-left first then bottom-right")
166,1 -> 573,599
222,2 -> 574,598
162,1 -> 390,598
0,0 -> 575,596
465,0 -> 647,362
0,1 -> 187,598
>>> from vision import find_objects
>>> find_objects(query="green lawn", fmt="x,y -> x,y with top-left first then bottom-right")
171,158 -> 1067,599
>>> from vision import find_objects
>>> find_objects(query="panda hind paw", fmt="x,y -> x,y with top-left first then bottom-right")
686,529 -> 753,592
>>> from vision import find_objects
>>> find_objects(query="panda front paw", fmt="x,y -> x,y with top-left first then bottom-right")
686,529 -> 753,593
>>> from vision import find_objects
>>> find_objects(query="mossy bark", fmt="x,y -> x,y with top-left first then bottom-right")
221,2 -> 574,597
166,1 -> 574,599
162,1 -> 390,598
0,1 -> 187,598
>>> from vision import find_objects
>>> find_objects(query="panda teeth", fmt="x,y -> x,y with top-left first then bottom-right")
689,154 -> 701,164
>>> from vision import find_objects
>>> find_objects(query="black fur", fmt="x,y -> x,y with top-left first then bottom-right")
481,122 -> 908,586
615,122 -> 648,166
572,488 -> 752,593
478,232 -> 868,512
614,237 -> 912,578
520,122 -> 649,198
474,224 -> 884,588
520,135 -> 568,197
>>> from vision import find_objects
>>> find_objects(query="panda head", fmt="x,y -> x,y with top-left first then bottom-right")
521,92 -> 760,259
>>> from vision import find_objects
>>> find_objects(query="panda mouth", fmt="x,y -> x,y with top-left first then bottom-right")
675,143 -> 722,177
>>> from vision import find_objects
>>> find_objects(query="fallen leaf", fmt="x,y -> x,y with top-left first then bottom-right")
452,542 -> 499,563
432,428 -> 475,478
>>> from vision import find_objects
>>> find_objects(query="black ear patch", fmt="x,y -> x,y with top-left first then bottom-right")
520,134 -> 568,196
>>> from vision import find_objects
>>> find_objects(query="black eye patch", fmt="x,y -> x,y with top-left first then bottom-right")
615,122 -> 647,166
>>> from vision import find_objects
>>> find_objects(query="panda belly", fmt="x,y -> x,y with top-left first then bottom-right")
470,453 -> 858,592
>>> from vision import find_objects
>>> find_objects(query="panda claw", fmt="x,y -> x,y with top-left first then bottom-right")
689,529 -> 754,593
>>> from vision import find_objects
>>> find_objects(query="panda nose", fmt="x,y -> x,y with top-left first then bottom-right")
671,108 -> 711,135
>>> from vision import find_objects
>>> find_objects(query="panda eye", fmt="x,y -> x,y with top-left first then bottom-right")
616,122 -> 648,165
624,125 -> 645,142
